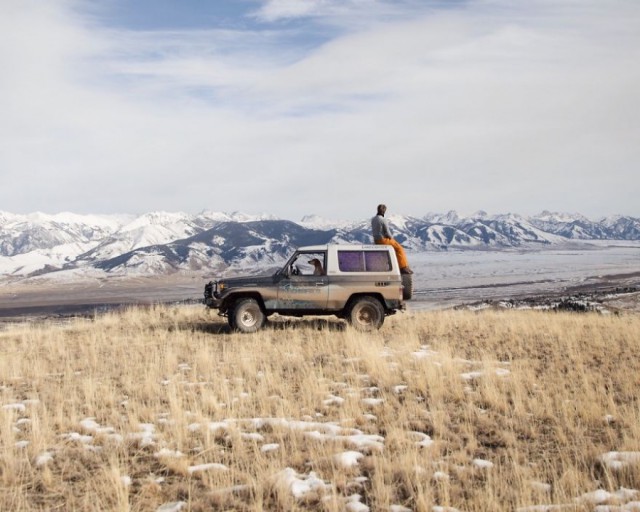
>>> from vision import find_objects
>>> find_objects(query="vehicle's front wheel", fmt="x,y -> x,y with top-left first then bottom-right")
229,298 -> 266,333
347,297 -> 385,331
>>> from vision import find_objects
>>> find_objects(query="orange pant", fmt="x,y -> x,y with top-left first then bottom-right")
375,238 -> 409,269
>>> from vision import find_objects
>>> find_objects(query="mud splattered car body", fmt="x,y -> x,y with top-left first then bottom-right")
204,244 -> 410,332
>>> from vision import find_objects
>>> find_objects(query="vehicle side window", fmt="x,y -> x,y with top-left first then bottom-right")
294,252 -> 326,276
365,251 -> 391,271
338,250 -> 391,272
338,251 -> 365,272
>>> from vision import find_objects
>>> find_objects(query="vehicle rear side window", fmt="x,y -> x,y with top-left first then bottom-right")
338,251 -> 365,272
365,251 -> 392,271
337,251 -> 391,272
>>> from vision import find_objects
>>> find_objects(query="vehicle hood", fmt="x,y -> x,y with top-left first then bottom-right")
217,275 -> 276,289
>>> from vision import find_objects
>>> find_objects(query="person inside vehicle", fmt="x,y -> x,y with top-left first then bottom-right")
371,204 -> 413,274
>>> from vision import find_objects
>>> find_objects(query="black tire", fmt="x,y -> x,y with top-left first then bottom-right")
228,298 -> 266,333
347,297 -> 385,331
402,273 -> 413,300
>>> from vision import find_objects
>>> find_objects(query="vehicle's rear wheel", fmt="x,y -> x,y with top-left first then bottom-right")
402,273 -> 413,300
229,298 -> 266,333
347,297 -> 385,331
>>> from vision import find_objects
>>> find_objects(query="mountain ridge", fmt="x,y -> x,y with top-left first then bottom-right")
1,210 -> 639,281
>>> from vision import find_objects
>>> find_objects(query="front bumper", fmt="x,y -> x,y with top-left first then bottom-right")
203,281 -> 222,309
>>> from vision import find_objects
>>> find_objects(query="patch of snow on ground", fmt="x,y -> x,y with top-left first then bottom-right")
412,346 -> 439,359
304,430 -> 385,452
127,423 -> 156,447
154,448 -> 185,459
411,431 -> 434,448
600,452 -> 640,470
156,502 -> 186,512
324,394 -> 345,406
580,488 -> 640,505
345,493 -> 369,511
461,368 -> 511,380
517,487 -> 640,511
273,467 -> 331,499
35,451 -> 54,466
334,451 -> 364,468
187,462 -> 229,474
79,417 -> 115,435
2,403 -> 26,412
472,458 -> 494,469
61,432 -> 94,444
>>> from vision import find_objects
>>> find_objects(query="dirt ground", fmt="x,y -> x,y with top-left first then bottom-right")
455,271 -> 640,313
0,270 -> 638,323
0,274 -> 205,322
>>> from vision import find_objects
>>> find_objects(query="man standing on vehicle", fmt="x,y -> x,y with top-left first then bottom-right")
371,204 -> 413,274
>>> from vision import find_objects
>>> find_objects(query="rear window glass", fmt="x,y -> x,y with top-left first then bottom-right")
337,251 -> 391,272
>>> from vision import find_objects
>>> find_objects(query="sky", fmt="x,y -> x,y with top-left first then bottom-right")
1,0 -> 639,221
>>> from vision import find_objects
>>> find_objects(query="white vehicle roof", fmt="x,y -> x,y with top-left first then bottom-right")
296,243 -> 392,252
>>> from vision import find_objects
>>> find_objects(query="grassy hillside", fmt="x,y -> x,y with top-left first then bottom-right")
1,307 -> 639,511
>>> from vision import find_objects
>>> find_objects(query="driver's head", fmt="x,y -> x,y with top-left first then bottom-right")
377,204 -> 387,216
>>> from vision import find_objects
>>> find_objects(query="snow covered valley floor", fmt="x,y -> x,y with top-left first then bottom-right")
1,242 -> 639,320
408,242 -> 640,312
1,307 -> 639,511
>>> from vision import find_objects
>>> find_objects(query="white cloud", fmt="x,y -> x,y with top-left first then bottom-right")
252,0 -> 433,26
254,0 -> 324,22
1,0 -> 639,219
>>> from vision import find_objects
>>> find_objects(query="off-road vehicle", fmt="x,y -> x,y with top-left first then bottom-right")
204,244 -> 413,332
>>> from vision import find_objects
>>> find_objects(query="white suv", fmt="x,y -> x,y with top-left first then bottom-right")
204,244 -> 412,332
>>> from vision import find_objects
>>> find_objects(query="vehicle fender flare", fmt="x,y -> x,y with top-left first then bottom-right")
221,292 -> 266,315
344,293 -> 386,314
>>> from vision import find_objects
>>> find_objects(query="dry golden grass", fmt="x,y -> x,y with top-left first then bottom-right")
1,306 -> 639,511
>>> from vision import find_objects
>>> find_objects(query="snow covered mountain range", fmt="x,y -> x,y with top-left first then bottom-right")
1,210 -> 639,280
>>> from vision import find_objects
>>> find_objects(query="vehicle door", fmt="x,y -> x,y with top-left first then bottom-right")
277,252 -> 329,310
